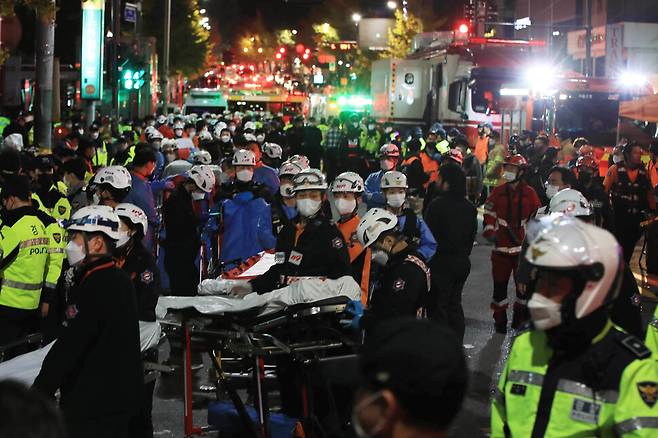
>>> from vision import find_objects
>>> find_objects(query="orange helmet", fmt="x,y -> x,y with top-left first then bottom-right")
446,148 -> 464,165
576,155 -> 598,172
504,154 -> 528,169
578,145 -> 595,157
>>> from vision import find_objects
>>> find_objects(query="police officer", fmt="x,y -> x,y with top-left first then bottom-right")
380,171 -> 436,262
228,168 -> 351,296
0,175 -> 49,348
363,144 -> 400,209
483,154 -> 541,332
33,206 -> 143,438
331,171 -> 371,303
356,208 -> 430,328
492,216 -> 658,437
604,142 -> 656,263
114,203 -> 161,438
29,155 -> 72,221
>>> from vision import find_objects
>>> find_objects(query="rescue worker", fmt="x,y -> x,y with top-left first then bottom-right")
218,150 -> 275,270
364,144 -> 400,209
285,116 -> 305,157
417,134 -> 440,191
123,149 -> 159,252
303,117 -> 323,168
61,158 -> 89,215
340,115 -> 367,177
604,142 -> 656,263
424,164 -> 477,343
381,170 -> 437,262
425,124 -> 448,155
88,124 -> 108,169
261,142 -> 283,170
576,155 -> 611,228
360,118 -> 382,156
114,203 -> 161,438
473,122 -> 491,165
482,131 -> 506,197
491,216 -> 658,438
400,138 -> 430,212
0,175 -> 49,348
331,171 -> 371,303
110,135 -> 135,167
89,165 -> 132,208
454,136 -> 483,204
483,154 -> 541,333
227,168 -> 351,296
270,160 -> 302,236
29,155 -> 72,221
244,141 -> 280,198
356,208 -> 430,328
33,206 -> 143,438
163,165 -> 215,296
535,166 -> 577,217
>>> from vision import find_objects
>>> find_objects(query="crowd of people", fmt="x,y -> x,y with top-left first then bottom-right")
1,107 -> 658,437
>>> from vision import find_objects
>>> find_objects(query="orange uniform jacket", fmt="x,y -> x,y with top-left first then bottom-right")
336,214 -> 371,305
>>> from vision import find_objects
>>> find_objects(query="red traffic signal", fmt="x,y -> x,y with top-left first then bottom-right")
458,23 -> 469,34
278,47 -> 286,54
275,53 -> 282,60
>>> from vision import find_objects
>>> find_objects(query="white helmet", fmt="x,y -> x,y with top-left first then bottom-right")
525,216 -> 622,322
173,121 -> 184,130
4,133 -> 24,151
243,121 -> 257,131
66,205 -> 123,240
243,133 -> 257,142
332,172 -> 364,193
115,203 -> 148,236
356,208 -> 398,248
549,188 -> 593,217
289,154 -> 310,169
198,130 -> 213,142
380,170 -> 408,189
93,165 -> 132,190
262,143 -> 283,159
144,126 -> 163,141
188,164 -> 216,193
292,168 -> 328,193
191,150 -> 212,165
157,115 -> 167,125
379,143 -> 400,158
232,149 -> 256,166
279,160 -> 303,178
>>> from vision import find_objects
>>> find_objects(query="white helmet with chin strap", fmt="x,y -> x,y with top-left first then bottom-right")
292,168 -> 328,193
65,205 -> 123,241
356,208 -> 398,248
525,216 -> 622,328
92,165 -> 132,190
332,171 -> 364,193
191,150 -> 212,165
188,165 -> 216,193
115,203 -> 148,236
548,188 -> 593,217
380,171 -> 408,189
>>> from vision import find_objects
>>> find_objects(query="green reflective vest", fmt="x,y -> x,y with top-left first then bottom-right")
645,307 -> 658,356
0,214 -> 49,310
43,221 -> 66,291
492,322 -> 658,437
32,190 -> 72,221
92,141 -> 109,168
360,130 -> 381,155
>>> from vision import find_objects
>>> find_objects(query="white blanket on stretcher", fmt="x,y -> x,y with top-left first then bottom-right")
156,275 -> 361,318
0,321 -> 162,386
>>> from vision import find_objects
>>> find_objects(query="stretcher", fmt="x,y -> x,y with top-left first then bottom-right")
0,321 -> 162,386
157,276 -> 362,438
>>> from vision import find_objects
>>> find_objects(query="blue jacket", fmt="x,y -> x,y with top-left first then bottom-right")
397,213 -> 437,262
124,173 -> 159,252
364,170 -> 386,209
219,191 -> 276,269
254,165 -> 280,199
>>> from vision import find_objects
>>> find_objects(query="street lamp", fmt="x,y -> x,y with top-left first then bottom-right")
386,1 -> 397,9
352,13 -> 362,23
199,8 -> 206,14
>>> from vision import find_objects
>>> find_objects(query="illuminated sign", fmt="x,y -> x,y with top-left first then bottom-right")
81,0 -> 105,100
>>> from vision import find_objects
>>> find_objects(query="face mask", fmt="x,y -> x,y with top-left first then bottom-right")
219,172 -> 232,184
77,129 -> 84,136
191,191 -> 206,201
502,171 -> 518,182
545,184 -> 560,199
380,159 -> 395,171
236,169 -> 254,182
92,192 -> 101,205
296,198 -> 322,217
613,155 -> 623,164
352,391 -> 387,438
152,141 -> 161,150
220,135 -> 231,143
371,249 -> 390,266
280,183 -> 294,198
335,198 -> 357,216
115,231 -> 131,249
386,193 -> 405,209
353,122 -> 359,129
368,124 -> 375,130
165,152 -> 176,162
65,240 -> 86,266
174,129 -> 183,137
384,127 -> 392,134
528,293 -> 562,330
188,130 -> 196,138
256,135 -> 266,143
229,125 -> 236,133
91,132 -> 99,140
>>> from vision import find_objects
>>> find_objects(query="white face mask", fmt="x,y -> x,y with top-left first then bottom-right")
545,184 -> 560,199
384,127 -> 392,133
353,122 -> 359,128
192,191 -> 206,201
92,193 -> 101,205
220,135 -> 231,143
502,171 -> 518,182
91,132 -> 99,140
228,125 -> 236,133
174,129 -> 183,137
188,130 -> 196,138
65,240 -> 86,266
335,197 -> 356,216
296,198 -> 322,217
219,172 -> 232,184
368,124 -> 375,130
386,193 -> 405,209
371,249 -> 390,266
256,135 -> 266,143
280,183 -> 294,198
352,391 -> 387,438
380,159 -> 395,171
613,154 -> 623,164
236,169 -> 254,182
528,293 -> 562,330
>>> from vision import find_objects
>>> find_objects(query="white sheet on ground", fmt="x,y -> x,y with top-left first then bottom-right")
0,321 -> 162,386
157,275 -> 361,318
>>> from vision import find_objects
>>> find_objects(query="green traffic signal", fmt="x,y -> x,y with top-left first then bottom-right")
122,68 -> 145,89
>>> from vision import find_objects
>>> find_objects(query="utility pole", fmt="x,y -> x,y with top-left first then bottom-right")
34,0 -> 56,149
111,0 -> 120,119
584,0 -> 592,77
162,0 -> 171,113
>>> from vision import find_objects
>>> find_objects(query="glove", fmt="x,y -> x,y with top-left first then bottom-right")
341,300 -> 364,331
228,280 -> 253,298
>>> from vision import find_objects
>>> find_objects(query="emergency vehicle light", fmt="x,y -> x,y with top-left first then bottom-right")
336,95 -> 372,109
618,71 -> 648,88
469,37 -> 545,47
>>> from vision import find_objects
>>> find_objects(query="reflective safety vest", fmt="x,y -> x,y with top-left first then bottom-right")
474,135 -> 489,163
0,116 -> 10,136
43,221 -> 66,291
645,307 -> 658,356
611,163 -> 651,215
359,130 -> 381,155
492,322 -> 658,437
32,191 -> 72,221
419,151 -> 439,187
0,215 -> 49,310
92,141 -> 109,168
336,214 -> 371,304
435,139 -> 450,155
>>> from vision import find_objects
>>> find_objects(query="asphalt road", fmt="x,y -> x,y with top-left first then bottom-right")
151,216 -> 656,437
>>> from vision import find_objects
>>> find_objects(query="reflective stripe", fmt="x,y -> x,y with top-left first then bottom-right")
556,379 -> 618,403
48,248 -> 64,254
650,317 -> 658,329
19,238 -> 49,249
508,370 -> 544,386
483,225 -> 495,232
515,297 -> 528,305
492,298 -> 509,307
494,246 -> 523,254
484,210 -> 497,218
43,281 -> 58,290
2,279 -> 43,291
498,218 -> 509,227
615,417 -> 658,434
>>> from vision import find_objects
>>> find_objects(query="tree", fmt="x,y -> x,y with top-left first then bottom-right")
383,9 -> 423,59
312,22 -> 339,47
142,0 -> 212,77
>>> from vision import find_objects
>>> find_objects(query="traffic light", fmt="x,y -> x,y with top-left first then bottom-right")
122,68 -> 145,90
457,23 -> 469,35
